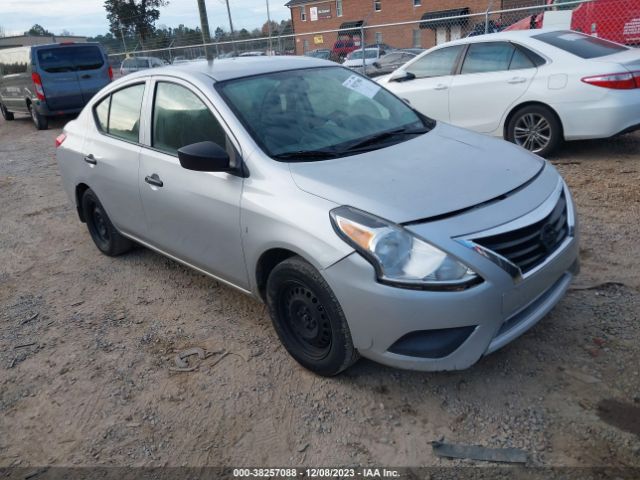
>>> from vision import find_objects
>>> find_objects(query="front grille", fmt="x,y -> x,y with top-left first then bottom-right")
474,192 -> 569,274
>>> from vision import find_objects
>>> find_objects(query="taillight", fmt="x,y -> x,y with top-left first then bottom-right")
31,72 -> 46,100
581,72 -> 638,89
55,133 -> 67,148
108,66 -> 113,81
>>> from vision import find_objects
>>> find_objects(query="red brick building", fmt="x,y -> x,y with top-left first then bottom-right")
285,0 -> 502,55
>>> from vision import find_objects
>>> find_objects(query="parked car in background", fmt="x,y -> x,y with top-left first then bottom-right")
402,48 -> 426,56
305,49 -> 331,60
330,35 -> 362,62
367,50 -> 418,77
56,56 -> 579,376
505,0 -> 640,45
378,30 -> 640,156
172,56 -> 189,64
239,51 -> 266,57
120,56 -> 165,76
343,47 -> 388,73
0,42 -> 112,130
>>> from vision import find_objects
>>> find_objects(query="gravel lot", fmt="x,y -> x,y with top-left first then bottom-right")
1,112 -> 639,470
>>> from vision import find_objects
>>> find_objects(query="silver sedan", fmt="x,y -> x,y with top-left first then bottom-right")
56,57 -> 579,376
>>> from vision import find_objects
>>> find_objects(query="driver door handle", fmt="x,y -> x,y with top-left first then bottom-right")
84,154 -> 96,165
145,173 -> 163,188
434,84 -> 448,90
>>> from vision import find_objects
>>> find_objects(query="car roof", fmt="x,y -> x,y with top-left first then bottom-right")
444,28 -> 569,46
121,55 -> 333,82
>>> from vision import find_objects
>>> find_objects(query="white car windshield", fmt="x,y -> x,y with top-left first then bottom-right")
349,50 -> 379,60
217,66 -> 432,160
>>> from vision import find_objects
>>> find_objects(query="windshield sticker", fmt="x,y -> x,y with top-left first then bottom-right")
342,75 -> 381,99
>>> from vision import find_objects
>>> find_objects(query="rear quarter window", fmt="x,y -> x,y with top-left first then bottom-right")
533,31 -> 628,59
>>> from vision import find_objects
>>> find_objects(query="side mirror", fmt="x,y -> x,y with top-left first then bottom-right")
178,141 -> 230,172
389,70 -> 415,82
373,62 -> 381,68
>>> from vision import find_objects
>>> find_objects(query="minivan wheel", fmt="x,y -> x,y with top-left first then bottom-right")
506,105 -> 561,157
0,103 -> 14,121
28,103 -> 48,130
266,256 -> 359,376
81,189 -> 133,256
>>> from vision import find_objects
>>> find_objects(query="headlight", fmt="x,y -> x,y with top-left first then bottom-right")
330,206 -> 480,290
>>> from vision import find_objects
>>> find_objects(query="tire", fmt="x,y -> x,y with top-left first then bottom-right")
0,103 -> 14,121
81,189 -> 133,256
506,104 -> 562,157
266,256 -> 359,376
28,103 -> 48,130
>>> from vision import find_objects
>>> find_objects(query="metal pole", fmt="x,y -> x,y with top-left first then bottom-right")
225,0 -> 237,55
119,22 -> 127,53
197,0 -> 213,60
266,0 -> 273,54
485,0 -> 493,34
361,25 -> 365,75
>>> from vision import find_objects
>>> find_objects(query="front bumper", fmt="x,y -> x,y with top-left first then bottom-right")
322,181 -> 579,372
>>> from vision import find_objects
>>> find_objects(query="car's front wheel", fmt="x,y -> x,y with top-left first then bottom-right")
81,188 -> 133,256
0,103 -> 14,121
266,256 -> 359,376
506,105 -> 562,157
28,103 -> 48,130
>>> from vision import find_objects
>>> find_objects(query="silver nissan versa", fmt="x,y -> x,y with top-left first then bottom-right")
55,57 -> 579,376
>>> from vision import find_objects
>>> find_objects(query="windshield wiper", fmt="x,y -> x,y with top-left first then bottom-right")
339,126 -> 431,153
271,149 -> 341,161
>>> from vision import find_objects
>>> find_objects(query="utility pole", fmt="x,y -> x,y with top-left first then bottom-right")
266,0 -> 273,54
224,0 -> 237,55
197,0 -> 213,60
118,22 -> 127,54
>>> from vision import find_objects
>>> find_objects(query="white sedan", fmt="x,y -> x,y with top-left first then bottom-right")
378,29 -> 640,156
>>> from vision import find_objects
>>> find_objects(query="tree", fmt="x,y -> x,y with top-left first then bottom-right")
104,0 -> 169,41
261,20 -> 279,36
26,24 -> 53,36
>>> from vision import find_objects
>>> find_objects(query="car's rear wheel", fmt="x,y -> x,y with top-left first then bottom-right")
506,105 -> 561,157
0,103 -> 14,121
266,256 -> 359,376
81,189 -> 133,256
28,103 -> 48,130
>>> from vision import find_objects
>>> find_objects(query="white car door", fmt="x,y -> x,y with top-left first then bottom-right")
448,42 -> 537,134
384,44 -> 465,122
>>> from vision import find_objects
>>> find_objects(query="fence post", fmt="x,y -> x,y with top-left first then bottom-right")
485,0 -> 493,34
361,25 -> 366,75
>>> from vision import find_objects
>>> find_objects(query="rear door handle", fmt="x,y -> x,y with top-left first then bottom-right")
507,77 -> 527,84
80,74 -> 91,79
84,154 -> 97,165
145,173 -> 164,188
434,84 -> 448,90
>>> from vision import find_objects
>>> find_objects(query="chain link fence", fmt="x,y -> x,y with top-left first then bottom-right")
106,0 -> 639,78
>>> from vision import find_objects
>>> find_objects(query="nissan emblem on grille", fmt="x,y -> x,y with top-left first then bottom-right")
539,223 -> 559,252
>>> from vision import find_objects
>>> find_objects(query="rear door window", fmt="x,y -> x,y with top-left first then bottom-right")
405,45 -> 464,78
461,42 -> 515,74
36,45 -> 105,73
94,84 -> 145,142
533,31 -> 627,59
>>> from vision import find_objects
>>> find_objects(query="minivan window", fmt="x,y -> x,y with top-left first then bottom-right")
405,45 -> 464,78
218,66 -> 428,159
152,82 -> 226,155
533,31 -> 627,59
103,84 -> 145,142
0,48 -> 30,75
461,42 -> 515,74
36,45 -> 104,73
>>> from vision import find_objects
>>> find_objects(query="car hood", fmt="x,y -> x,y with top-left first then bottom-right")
289,123 -> 544,224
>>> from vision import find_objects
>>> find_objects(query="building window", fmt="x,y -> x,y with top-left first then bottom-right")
374,0 -> 381,12
375,32 -> 383,44
413,0 -> 421,5
412,29 -> 421,48
336,0 -> 343,17
300,6 -> 306,21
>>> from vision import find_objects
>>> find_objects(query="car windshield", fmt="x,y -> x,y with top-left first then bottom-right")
349,50 -> 378,60
533,31 -> 627,59
217,66 -> 431,160
36,46 -> 104,73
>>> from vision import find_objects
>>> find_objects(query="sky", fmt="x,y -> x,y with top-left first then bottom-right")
0,0 -> 292,37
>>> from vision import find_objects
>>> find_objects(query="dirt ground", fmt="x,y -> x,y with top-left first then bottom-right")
1,112 -> 639,470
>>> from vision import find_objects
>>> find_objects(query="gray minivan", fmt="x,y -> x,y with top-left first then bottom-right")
0,42 -> 112,130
